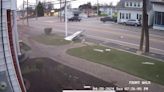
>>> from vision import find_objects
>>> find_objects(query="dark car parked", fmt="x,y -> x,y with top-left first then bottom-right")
100,17 -> 117,23
68,16 -> 81,22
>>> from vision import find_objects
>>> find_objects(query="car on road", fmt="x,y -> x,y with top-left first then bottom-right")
68,16 -> 81,22
100,17 -> 117,23
124,19 -> 141,27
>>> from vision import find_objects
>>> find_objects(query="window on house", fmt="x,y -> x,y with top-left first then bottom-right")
109,12 -> 111,15
137,14 -> 142,20
155,12 -> 164,25
129,13 -> 131,19
130,2 -> 132,7
134,2 -> 136,7
122,13 -> 124,19
139,15 -> 142,20
126,13 -> 128,19
157,12 -> 161,25
138,3 -> 140,7
162,12 -> 164,25
126,2 -> 129,7
154,12 -> 157,24
120,13 -> 122,19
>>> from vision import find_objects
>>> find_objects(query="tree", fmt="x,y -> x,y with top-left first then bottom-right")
36,2 -> 44,17
109,2 -> 113,6
79,2 -> 92,10
79,2 -> 92,17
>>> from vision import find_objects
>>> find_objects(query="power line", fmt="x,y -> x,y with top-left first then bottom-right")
42,0 -> 77,5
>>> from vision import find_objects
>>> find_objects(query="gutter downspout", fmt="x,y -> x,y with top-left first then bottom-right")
12,10 -> 26,91
7,9 -> 26,92
12,10 -> 21,56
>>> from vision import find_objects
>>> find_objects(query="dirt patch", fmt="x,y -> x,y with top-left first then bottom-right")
20,58 -> 118,92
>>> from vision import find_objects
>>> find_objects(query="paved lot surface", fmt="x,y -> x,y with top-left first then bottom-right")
18,25 -> 164,92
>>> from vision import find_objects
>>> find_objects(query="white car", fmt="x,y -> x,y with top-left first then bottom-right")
124,19 -> 141,27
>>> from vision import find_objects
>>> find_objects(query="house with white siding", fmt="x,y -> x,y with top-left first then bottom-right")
99,6 -> 117,18
116,0 -> 153,26
0,0 -> 26,92
151,0 -> 164,30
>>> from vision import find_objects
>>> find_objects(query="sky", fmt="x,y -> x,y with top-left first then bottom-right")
17,0 -> 120,9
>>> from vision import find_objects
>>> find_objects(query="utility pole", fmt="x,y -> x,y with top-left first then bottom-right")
60,0 -> 62,22
35,0 -> 38,20
27,0 -> 29,25
23,0 -> 25,24
65,0 -> 68,37
139,23 -> 145,52
97,0 -> 99,16
139,0 -> 145,52
139,0 -> 149,53
144,0 -> 149,53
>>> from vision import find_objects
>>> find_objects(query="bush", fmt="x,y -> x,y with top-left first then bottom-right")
100,13 -> 108,16
44,28 -> 52,35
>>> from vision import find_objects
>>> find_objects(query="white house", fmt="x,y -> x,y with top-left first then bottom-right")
0,0 -> 26,92
61,8 -> 82,19
99,6 -> 116,17
151,0 -> 164,30
116,0 -> 153,26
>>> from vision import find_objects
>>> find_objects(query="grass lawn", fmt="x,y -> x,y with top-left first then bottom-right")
33,34 -> 70,46
67,45 -> 164,85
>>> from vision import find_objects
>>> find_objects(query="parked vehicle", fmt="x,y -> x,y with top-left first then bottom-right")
124,19 -> 141,26
68,16 -> 81,22
100,17 -> 117,23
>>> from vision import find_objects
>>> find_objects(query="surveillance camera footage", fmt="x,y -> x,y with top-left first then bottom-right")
1,0 -> 164,92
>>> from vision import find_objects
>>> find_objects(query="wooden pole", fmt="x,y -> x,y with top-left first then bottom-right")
144,0 -> 149,53
27,0 -> 29,25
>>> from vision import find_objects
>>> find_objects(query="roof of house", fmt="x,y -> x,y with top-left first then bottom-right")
116,0 -> 152,11
116,0 -> 142,11
151,0 -> 164,5
99,6 -> 115,8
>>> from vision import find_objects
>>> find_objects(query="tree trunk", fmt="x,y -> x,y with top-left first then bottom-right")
139,0 -> 149,53
145,14 -> 149,53
139,25 -> 144,51
144,0 -> 149,53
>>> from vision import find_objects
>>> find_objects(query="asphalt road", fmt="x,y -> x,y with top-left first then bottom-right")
18,16 -> 164,55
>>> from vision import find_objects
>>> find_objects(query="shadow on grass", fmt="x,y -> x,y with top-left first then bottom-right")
20,57 -> 120,92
